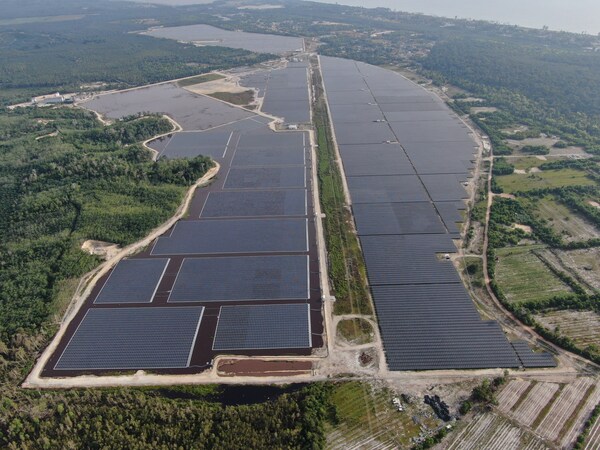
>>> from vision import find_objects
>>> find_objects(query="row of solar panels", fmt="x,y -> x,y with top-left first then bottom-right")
94,256 -> 310,305
55,304 -> 312,370
320,56 -> 556,370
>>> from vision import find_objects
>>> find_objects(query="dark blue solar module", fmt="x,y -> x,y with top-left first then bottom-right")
352,203 -> 446,236
232,145 -> 306,167
94,258 -> 169,304
54,307 -> 204,370
224,166 -> 306,189
360,234 -> 461,285
347,175 -> 428,203
200,190 -> 307,218
148,131 -> 231,159
339,144 -> 416,176
213,304 -> 312,350
511,341 -> 557,368
169,255 -> 309,302
152,219 -> 308,255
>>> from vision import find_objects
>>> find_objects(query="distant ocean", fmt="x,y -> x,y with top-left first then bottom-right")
312,0 -> 600,35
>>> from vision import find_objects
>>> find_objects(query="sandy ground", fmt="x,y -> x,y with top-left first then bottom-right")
81,240 -> 121,260
512,224 -> 533,233
183,77 -> 250,95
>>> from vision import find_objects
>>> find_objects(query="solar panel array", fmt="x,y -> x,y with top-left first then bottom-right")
511,341 -> 557,368
152,218 -> 308,255
320,55 -> 550,370
261,63 -> 311,124
94,258 -> 169,304
213,304 -> 312,350
52,60 -> 317,374
200,190 -> 307,218
169,256 -> 309,302
148,130 -> 231,159
55,307 -> 204,370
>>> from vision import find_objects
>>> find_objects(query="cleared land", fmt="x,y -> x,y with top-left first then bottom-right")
176,73 -> 225,87
536,310 -> 600,349
495,168 -> 594,192
447,413 -> 548,450
557,248 -> 600,290
532,196 -> 600,242
494,246 -> 572,304
493,379 -> 600,448
326,382 -> 440,449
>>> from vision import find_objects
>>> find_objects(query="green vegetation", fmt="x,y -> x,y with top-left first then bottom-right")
495,169 -> 594,193
336,318 -> 373,345
208,90 -> 255,106
328,382 -> 441,449
176,73 -> 225,87
495,246 -> 572,304
521,145 -> 550,155
575,403 -> 600,449
460,374 -> 508,413
2,383 -> 335,448
0,107 -> 214,339
312,58 -> 372,316
492,157 -> 514,175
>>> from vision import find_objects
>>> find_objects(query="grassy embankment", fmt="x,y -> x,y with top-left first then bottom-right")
311,58 -> 372,317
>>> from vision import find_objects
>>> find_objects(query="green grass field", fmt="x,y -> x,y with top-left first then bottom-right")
336,318 -> 373,345
495,246 -> 572,304
495,169 -> 594,193
176,73 -> 225,87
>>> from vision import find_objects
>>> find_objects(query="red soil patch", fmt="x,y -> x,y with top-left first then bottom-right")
217,359 -> 312,377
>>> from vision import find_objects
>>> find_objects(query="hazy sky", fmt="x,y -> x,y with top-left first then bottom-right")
312,0 -> 600,34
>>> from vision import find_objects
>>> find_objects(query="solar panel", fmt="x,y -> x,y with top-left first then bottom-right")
353,203 -> 446,236
213,304 -> 312,350
152,219 -> 308,255
339,144 -> 416,176
169,255 -> 309,302
224,166 -> 306,189
94,258 -> 169,304
333,122 -> 397,145
360,234 -> 459,286
149,131 -> 231,159
232,145 -> 306,167
421,174 -> 469,201
347,175 -> 428,203
54,307 -> 204,370
200,190 -> 307,218
434,201 -> 466,237
511,341 -> 557,368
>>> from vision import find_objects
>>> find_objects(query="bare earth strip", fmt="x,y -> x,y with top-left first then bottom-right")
511,383 -> 560,426
536,378 -> 593,441
498,380 -> 532,413
560,381 -> 600,448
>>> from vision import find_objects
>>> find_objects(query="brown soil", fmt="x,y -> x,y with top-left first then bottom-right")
217,359 -> 313,377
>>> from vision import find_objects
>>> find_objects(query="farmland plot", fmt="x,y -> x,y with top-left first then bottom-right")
511,382 -> 561,426
583,414 -> 600,450
560,383 -> 600,449
497,380 -> 532,413
495,247 -> 571,304
536,378 -> 595,442
535,311 -> 600,349
557,248 -> 600,290
445,413 -> 548,450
